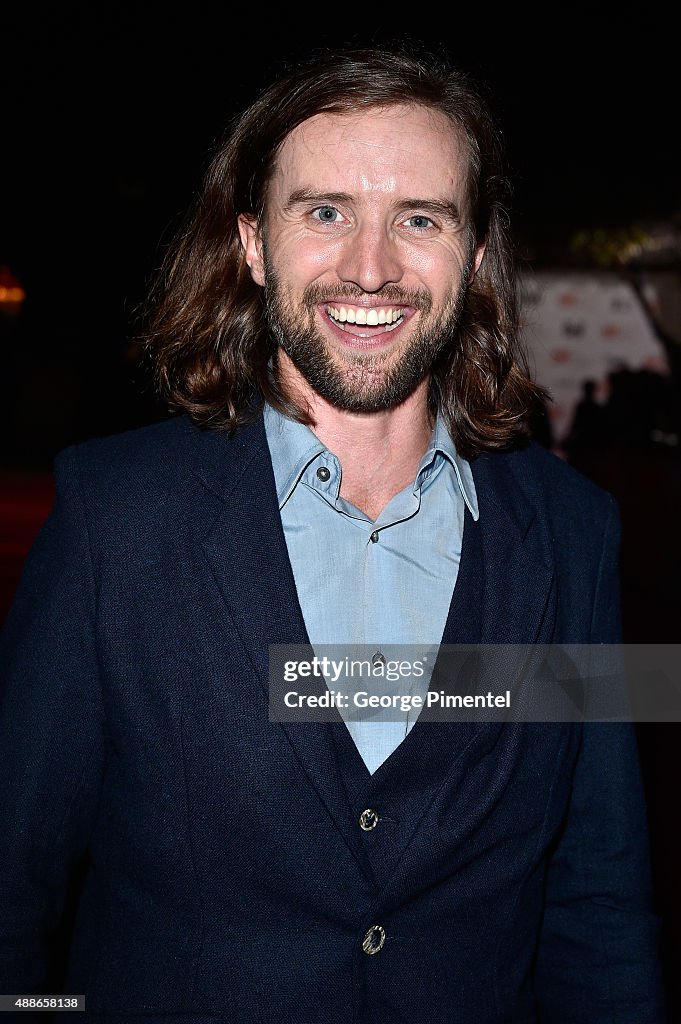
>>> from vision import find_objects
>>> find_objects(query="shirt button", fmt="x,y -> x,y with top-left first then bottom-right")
362,924 -> 386,955
370,531 -> 379,543
371,651 -> 386,668
316,466 -> 331,482
359,808 -> 379,831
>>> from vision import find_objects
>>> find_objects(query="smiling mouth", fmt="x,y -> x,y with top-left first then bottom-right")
325,303 -> 406,337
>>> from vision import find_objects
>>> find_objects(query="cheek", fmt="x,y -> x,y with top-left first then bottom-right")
274,235 -> 344,281
405,247 -> 467,297
268,220 -> 337,260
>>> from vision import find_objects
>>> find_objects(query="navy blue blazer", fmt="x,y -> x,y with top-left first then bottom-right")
0,414 -> 664,1022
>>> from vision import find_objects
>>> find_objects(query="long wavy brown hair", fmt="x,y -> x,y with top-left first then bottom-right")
141,46 -> 546,459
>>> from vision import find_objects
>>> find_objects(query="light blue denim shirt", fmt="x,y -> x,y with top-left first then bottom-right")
263,403 -> 479,773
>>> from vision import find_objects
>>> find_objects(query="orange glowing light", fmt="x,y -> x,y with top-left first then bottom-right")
0,266 -> 26,313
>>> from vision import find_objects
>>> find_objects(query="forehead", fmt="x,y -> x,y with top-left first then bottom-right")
270,103 -> 469,203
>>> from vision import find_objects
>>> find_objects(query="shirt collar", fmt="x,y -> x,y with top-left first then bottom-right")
417,413 -> 479,520
263,402 -> 479,521
263,403 -> 328,508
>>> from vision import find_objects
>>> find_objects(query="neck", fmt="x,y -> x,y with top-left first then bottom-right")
277,353 -> 433,521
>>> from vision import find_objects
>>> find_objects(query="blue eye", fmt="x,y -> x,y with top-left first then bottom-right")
313,206 -> 341,222
405,215 -> 434,230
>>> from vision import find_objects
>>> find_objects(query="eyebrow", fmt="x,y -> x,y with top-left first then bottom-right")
283,188 -> 461,223
283,189 -> 355,211
395,199 -> 462,223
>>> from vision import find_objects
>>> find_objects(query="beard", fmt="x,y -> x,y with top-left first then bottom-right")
262,250 -> 473,414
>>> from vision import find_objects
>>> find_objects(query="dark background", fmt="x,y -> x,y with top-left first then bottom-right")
2,7 -> 679,466
2,7 -> 675,464
1,4 -> 680,1013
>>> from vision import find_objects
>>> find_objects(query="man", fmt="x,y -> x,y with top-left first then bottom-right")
0,48 -> 663,1021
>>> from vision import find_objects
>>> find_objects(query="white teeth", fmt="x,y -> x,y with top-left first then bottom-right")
326,304 -> 405,330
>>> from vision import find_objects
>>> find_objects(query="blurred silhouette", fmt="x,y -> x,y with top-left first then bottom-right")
603,367 -> 677,452
563,379 -> 608,457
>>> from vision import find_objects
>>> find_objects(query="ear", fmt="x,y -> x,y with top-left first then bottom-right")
237,214 -> 266,287
468,242 -> 486,283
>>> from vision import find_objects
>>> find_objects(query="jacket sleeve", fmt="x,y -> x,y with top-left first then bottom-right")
0,447 -> 106,992
534,498 -> 665,1021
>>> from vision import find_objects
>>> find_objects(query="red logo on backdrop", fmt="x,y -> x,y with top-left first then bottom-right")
601,323 -> 622,338
557,292 -> 578,307
551,349 -> 572,364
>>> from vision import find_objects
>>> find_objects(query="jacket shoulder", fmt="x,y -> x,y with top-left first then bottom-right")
57,415 -> 191,475
52,416 -> 199,525
486,441 -> 618,525
52,414 -> 268,531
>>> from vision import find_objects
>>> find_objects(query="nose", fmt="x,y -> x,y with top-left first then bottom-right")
334,223 -> 404,293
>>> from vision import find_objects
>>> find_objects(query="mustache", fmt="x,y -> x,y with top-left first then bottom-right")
301,282 -> 433,313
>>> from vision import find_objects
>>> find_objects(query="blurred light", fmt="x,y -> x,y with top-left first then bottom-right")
0,266 -> 26,315
570,223 -> 681,268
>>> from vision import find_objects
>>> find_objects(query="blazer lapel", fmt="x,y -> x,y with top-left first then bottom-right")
365,445 -> 558,891
472,449 -> 556,646
189,415 -> 375,882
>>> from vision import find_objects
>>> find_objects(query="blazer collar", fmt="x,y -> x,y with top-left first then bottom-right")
187,414 -> 560,653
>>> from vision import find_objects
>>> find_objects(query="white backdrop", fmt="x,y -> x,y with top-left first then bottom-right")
520,271 -> 669,446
